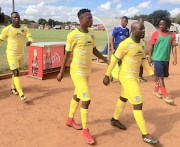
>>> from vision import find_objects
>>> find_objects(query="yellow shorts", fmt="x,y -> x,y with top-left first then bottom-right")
7,54 -> 24,70
120,78 -> 143,105
71,74 -> 90,101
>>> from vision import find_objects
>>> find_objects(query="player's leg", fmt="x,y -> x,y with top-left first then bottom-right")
122,78 -> 159,145
80,76 -> 94,145
71,75 -> 94,144
81,100 -> 94,144
111,88 -> 127,130
7,55 -> 26,101
157,61 -> 173,104
161,61 -> 173,104
139,65 -> 146,82
12,68 -> 26,101
11,74 -> 18,95
66,94 -> 82,130
153,61 -> 163,98
133,103 -> 159,145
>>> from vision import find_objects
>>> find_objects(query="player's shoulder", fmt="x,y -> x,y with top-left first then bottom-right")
120,37 -> 131,46
170,31 -> 175,37
3,25 -> 11,30
140,39 -> 145,46
20,25 -> 29,29
1,25 -> 12,32
67,28 -> 81,40
88,28 -> 95,33
151,30 -> 158,39
152,30 -> 158,35
88,28 -> 95,37
113,25 -> 121,30
67,29 -> 76,37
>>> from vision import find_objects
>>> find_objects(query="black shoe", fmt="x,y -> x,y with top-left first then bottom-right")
142,133 -> 159,145
139,77 -> 147,82
110,118 -> 126,130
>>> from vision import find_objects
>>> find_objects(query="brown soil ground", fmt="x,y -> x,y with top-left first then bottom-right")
0,48 -> 180,147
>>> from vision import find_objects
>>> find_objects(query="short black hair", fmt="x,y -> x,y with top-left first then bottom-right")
122,16 -> 128,20
11,12 -> 19,16
159,17 -> 171,27
77,8 -> 91,18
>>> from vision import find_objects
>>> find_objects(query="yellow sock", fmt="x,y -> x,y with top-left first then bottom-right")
14,77 -> 24,97
81,107 -> 88,129
113,98 -> 126,120
68,98 -> 79,118
133,110 -> 148,135
11,75 -> 15,89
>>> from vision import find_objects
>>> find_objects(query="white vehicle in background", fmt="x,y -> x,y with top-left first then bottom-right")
70,26 -> 76,30
90,26 -> 98,31
65,26 -> 70,30
53,25 -> 61,29
38,25 -> 43,29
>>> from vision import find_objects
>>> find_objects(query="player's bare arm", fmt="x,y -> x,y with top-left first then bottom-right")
93,47 -> 110,65
111,36 -> 115,53
171,45 -> 177,66
148,44 -> 154,63
57,51 -> 71,82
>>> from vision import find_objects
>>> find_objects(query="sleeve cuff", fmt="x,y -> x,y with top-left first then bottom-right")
65,49 -> 72,52
113,54 -> 120,60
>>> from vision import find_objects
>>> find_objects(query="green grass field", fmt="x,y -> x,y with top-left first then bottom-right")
0,28 -> 107,74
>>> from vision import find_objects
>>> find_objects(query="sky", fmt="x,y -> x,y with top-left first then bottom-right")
1,0 -> 180,23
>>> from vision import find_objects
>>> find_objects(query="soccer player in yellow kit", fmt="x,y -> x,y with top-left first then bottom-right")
57,9 -> 109,145
0,12 -> 33,101
103,22 -> 159,145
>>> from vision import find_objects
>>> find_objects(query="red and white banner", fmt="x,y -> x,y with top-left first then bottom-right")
28,45 -> 65,79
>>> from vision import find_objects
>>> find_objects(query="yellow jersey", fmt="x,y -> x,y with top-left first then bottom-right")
114,37 -> 146,79
0,25 -> 33,55
65,28 -> 96,76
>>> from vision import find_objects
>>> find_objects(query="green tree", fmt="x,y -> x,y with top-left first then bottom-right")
41,20 -> 46,25
4,15 -> 11,24
138,14 -> 149,21
38,18 -> 46,25
148,10 -> 170,27
174,13 -> 180,24
131,15 -> 139,20
47,19 -> 55,26
0,7 -> 5,23
55,20 -> 60,25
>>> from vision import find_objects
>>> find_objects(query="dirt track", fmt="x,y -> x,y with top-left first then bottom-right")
0,50 -> 180,147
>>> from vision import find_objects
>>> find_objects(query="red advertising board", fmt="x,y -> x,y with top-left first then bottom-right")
28,43 -> 65,80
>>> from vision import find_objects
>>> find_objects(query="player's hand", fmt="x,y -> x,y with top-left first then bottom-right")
103,75 -> 110,86
148,57 -> 152,64
26,41 -> 32,46
57,72 -> 63,82
112,49 -> 115,54
151,74 -> 159,83
172,59 -> 177,66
